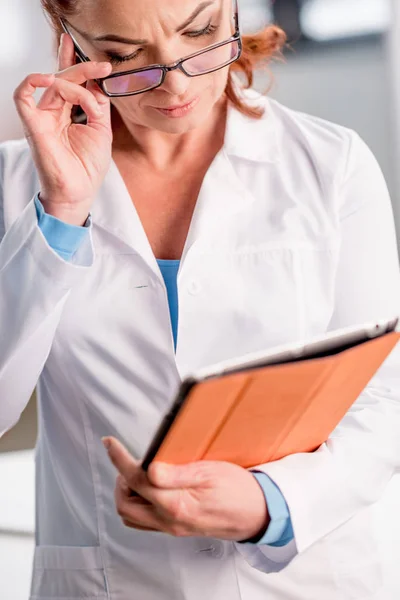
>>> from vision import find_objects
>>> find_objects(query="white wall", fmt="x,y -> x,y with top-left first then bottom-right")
0,536 -> 34,600
387,0 -> 400,242
0,0 -> 55,142
0,451 -> 35,600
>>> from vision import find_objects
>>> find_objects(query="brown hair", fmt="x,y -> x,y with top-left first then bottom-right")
41,0 -> 286,119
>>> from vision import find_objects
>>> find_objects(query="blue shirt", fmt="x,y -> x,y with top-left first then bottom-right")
34,194 -> 294,546
157,260 -> 180,351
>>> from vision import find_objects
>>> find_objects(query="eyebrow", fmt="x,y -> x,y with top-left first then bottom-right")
176,1 -> 215,33
71,1 -> 215,46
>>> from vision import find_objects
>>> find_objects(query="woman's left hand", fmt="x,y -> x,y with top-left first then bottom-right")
102,437 -> 270,541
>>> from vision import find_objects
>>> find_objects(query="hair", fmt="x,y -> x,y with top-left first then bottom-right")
40,0 -> 287,119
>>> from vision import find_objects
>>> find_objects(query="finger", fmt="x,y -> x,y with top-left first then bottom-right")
57,32 -> 109,118
119,497 -> 190,537
106,440 -> 186,509
115,469 -> 193,532
113,456 -> 172,506
103,437 -> 140,481
116,474 -> 131,496
115,477 -> 151,507
13,73 -> 56,124
86,78 -> 111,127
56,59 -> 112,86
148,461 -> 214,490
116,474 -> 151,504
38,77 -> 105,123
122,519 -> 160,532
114,483 -> 163,531
118,499 -> 163,531
57,33 -> 75,72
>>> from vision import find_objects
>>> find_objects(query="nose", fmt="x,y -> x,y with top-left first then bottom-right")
158,67 -> 191,97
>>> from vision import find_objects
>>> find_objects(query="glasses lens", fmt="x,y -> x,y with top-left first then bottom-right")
182,40 -> 240,76
103,68 -> 163,95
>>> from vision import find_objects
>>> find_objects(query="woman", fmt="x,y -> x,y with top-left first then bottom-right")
1,0 -> 400,598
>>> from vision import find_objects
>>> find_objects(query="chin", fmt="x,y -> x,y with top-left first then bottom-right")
144,102 -> 216,134
147,116 -> 203,134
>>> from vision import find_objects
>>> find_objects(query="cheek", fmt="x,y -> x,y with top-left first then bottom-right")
216,70 -> 230,94
190,70 -> 230,104
111,97 -> 142,115
207,67 -> 230,94
111,97 -> 149,127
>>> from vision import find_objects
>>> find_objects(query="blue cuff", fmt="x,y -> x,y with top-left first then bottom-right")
251,472 -> 294,546
35,194 -> 90,262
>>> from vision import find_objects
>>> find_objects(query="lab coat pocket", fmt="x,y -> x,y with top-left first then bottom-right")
30,545 -> 108,599
326,510 -> 383,599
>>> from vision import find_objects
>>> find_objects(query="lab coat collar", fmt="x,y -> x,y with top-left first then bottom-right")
224,92 -> 280,164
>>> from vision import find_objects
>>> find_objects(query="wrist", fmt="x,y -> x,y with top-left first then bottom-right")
38,192 -> 91,227
237,513 -> 270,544
236,474 -> 271,543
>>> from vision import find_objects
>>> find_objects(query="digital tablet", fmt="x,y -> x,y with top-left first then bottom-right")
141,316 -> 399,471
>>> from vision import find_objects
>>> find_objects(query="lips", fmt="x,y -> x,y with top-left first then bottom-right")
151,97 -> 200,118
152,99 -> 197,110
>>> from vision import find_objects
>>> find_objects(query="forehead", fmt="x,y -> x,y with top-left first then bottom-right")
75,0 -> 224,32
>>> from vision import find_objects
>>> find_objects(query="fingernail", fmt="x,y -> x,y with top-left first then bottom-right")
121,480 -> 130,493
59,33 -> 64,49
101,437 -> 111,450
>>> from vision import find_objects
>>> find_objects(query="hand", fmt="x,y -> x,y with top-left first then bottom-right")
13,33 -> 113,225
102,437 -> 270,541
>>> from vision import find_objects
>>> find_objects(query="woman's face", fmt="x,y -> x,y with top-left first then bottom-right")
66,0 -> 235,134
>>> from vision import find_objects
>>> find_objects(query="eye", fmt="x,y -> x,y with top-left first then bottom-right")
185,22 -> 218,38
105,49 -> 142,65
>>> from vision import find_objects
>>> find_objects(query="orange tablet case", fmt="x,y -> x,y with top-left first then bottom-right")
143,331 -> 399,470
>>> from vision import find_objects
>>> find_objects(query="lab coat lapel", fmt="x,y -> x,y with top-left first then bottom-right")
90,150 -> 247,277
90,149 -> 250,279
91,158 -> 161,277
179,97 -> 280,263
178,148 -> 256,264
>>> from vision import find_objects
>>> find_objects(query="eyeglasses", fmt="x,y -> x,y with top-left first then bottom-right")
60,0 -> 242,97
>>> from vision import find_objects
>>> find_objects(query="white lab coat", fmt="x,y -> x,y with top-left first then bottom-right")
1,91 -> 400,600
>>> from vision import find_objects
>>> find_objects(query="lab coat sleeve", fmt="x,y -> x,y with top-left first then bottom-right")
235,132 -> 400,572
35,193 -> 91,261
0,190 -> 95,437
250,472 -> 294,545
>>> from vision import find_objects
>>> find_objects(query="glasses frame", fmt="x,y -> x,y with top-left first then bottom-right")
60,0 -> 241,97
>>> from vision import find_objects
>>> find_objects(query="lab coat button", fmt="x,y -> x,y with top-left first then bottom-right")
187,280 -> 201,295
196,540 -> 224,558
208,542 -> 224,558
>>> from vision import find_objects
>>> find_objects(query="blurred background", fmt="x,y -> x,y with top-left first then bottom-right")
1,0 -> 400,598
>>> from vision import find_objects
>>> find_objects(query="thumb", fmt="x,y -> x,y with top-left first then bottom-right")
147,461 -> 210,489
86,79 -> 112,129
102,436 -> 138,479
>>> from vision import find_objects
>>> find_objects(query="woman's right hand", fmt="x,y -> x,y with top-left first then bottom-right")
13,32 -> 113,225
